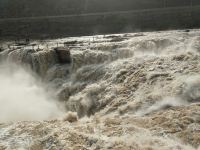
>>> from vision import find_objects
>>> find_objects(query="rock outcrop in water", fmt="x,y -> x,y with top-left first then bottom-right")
0,45 -> 72,79
0,30 -> 200,150
54,47 -> 71,64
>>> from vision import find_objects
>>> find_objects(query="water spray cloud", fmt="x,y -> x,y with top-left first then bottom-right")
0,63 -> 64,122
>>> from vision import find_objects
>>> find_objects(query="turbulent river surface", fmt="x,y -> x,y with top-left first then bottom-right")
0,29 -> 200,150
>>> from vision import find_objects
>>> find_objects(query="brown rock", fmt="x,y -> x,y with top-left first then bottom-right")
54,47 -> 71,63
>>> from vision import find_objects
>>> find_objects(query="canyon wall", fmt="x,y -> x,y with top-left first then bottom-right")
0,6 -> 200,38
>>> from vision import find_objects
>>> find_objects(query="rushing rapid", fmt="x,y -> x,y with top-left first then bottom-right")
0,29 -> 200,150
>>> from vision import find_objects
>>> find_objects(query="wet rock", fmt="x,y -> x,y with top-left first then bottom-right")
31,49 -> 58,77
184,29 -> 190,32
54,47 -> 71,64
0,47 -> 3,52
64,40 -> 78,46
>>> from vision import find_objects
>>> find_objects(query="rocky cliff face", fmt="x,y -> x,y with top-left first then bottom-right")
0,29 -> 200,150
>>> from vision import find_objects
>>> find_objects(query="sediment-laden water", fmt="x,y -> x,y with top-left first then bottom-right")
0,29 -> 200,150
